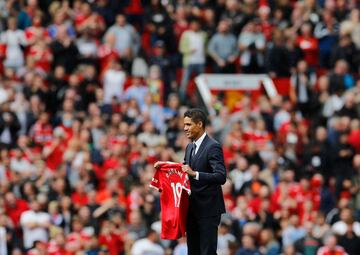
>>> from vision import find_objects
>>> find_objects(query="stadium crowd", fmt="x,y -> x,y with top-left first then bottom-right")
0,0 -> 359,254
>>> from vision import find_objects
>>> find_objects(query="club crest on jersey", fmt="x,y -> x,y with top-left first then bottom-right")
166,168 -> 182,178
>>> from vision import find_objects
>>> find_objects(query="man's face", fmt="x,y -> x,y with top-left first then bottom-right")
190,21 -> 200,31
184,117 -> 202,141
116,15 -> 126,26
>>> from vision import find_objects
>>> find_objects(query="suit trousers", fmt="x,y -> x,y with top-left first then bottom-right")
186,212 -> 221,255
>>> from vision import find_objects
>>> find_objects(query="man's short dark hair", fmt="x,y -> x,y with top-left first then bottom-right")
184,108 -> 207,128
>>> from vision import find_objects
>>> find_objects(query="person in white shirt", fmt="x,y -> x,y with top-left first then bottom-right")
1,16 -> 27,70
102,59 -> 126,104
20,200 -> 51,250
131,230 -> 164,255
0,218 -> 7,255
332,207 -> 360,237
173,238 -> 188,255
217,222 -> 236,255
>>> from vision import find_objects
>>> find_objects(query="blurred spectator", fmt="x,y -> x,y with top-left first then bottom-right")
259,228 -> 280,255
173,237 -> 188,255
235,234 -> 261,255
48,11 -> 76,40
266,29 -> 291,78
149,40 -> 176,99
25,14 -> 49,46
123,76 -> 149,110
296,22 -> 319,70
330,34 -> 359,73
281,244 -> 303,255
208,19 -> 238,73
104,14 -> 140,71
289,60 -> 317,117
130,229 -> 164,255
179,18 -> 207,103
98,220 -> 124,255
76,28 -> 99,66
146,65 -> 164,105
220,0 -> 249,35
172,5 -> 189,45
332,207 -> 360,237
332,132 -> 355,198
238,21 -> 265,74
20,200 -> 50,250
1,16 -> 27,71
217,221 -> 236,255
314,9 -> 339,69
282,214 -> 307,247
229,156 -> 251,195
259,158 -> 280,192
0,102 -> 20,148
74,2 -> 105,37
316,234 -> 347,255
50,25 -> 79,73
294,221 -> 321,255
352,155 -> 360,219
341,9 -> 360,49
102,59 -> 126,104
239,164 -> 268,196
144,0 -> 174,51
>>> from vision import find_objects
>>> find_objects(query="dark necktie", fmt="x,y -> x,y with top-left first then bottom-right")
192,143 -> 197,157
190,143 -> 196,165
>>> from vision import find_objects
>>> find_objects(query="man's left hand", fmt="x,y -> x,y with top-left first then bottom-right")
182,165 -> 197,177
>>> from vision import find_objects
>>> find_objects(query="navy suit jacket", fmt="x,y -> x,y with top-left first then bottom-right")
184,134 -> 226,218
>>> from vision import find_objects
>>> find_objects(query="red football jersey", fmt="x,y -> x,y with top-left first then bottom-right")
150,162 -> 190,240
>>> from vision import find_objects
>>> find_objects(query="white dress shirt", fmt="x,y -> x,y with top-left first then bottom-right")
192,132 -> 207,180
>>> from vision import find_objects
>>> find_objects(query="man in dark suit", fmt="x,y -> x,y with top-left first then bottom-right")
182,108 -> 227,255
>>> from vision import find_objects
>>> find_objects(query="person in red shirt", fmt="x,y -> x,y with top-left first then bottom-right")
25,14 -> 50,46
98,220 -> 124,255
270,169 -> 299,214
29,112 -> 53,147
4,191 -> 29,227
296,22 -> 319,68
65,217 -> 91,254
27,240 -> 47,255
97,34 -> 119,76
71,181 -> 89,209
95,178 -> 127,209
317,234 -> 347,255
27,39 -> 53,73
74,2 -> 105,37
258,4 -> 274,41
48,232 -> 71,255
42,127 -> 68,172
348,119 -> 360,153
173,6 -> 190,47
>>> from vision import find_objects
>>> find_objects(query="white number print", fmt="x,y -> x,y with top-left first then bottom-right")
170,182 -> 182,208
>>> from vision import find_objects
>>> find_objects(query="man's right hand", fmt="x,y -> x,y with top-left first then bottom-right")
182,164 -> 197,178
154,161 -> 162,169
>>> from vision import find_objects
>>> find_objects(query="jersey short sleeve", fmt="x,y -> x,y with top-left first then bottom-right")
149,167 -> 161,191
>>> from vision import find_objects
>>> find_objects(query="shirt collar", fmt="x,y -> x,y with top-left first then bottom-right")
194,132 -> 206,148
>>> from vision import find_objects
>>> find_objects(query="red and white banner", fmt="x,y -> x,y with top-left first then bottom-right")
195,74 -> 277,110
